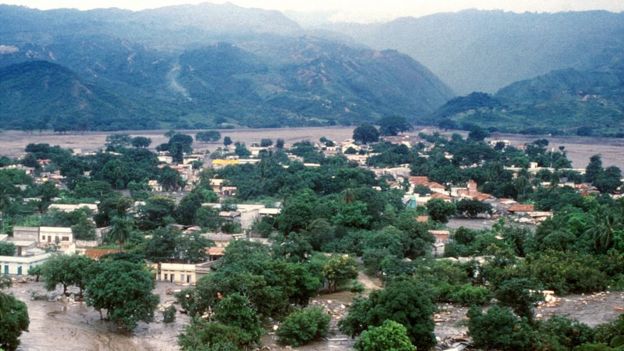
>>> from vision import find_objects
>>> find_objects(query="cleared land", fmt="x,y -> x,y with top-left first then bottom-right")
1,127 -> 622,170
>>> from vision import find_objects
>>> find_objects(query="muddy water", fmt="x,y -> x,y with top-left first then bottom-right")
8,282 -> 356,351
9,281 -> 189,351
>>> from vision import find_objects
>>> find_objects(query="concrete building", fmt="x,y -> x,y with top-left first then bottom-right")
48,203 -> 98,213
154,261 -> 213,285
0,252 -> 52,275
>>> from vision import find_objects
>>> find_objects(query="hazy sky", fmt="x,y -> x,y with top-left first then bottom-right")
3,0 -> 624,22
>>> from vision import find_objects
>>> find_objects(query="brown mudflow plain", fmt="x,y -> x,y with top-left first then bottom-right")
2,127 -> 622,169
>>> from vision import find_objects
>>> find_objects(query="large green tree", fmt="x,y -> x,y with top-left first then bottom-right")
85,259 -> 159,330
339,279 -> 436,351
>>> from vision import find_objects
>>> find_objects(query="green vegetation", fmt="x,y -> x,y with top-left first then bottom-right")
0,277 -> 29,351
354,320 -> 416,351
276,307 -> 331,347
0,130 -> 623,350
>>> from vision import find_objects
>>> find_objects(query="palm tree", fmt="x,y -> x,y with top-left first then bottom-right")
585,206 -> 620,253
109,216 -> 134,250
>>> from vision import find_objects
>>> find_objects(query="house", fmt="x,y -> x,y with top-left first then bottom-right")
154,261 -> 213,285
84,248 -> 122,260
39,227 -> 73,245
429,230 -> 450,257
408,176 -> 447,195
0,251 -> 52,275
12,226 -> 74,247
508,204 -> 535,215
48,203 -> 98,213
204,203 -> 281,231
148,180 -> 163,192
452,180 -> 494,201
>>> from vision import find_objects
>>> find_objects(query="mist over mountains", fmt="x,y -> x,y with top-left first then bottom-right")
1,3 -> 624,134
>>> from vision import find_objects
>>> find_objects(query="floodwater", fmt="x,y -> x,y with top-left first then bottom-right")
9,281 -> 189,351
7,281 -> 356,351
6,280 -> 622,351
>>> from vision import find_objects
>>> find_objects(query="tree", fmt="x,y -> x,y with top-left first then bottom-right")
159,166 -> 184,192
131,136 -> 152,148
467,305 -> 537,351
138,196 -> 176,230
0,278 -> 29,351
144,227 -> 179,262
108,216 -> 134,250
223,136 -> 233,147
0,242 -> 16,256
175,189 -> 218,225
234,143 -> 251,158
213,293 -> 263,347
276,138 -> 285,149
277,307 -> 330,347
354,320 -> 416,351
468,125 -> 490,141
105,134 -> 131,148
339,279 -> 436,351
494,278 -> 542,322
353,124 -> 380,144
456,199 -> 492,218
378,116 -> 412,136
178,319 -> 247,351
260,138 -> 273,147
585,155 -> 603,184
426,199 -> 456,223
196,131 -> 221,142
41,254 -> 94,295
166,134 -> 194,163
322,254 -> 358,293
594,166 -> 622,193
85,259 -> 159,330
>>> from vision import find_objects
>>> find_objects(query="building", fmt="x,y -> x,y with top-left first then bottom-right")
0,252 -> 52,275
429,230 -> 450,257
48,203 -> 98,213
203,203 -> 282,231
154,262 -> 213,285
39,227 -> 73,245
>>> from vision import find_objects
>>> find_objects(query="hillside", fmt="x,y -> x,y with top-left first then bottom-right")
327,10 -> 624,94
0,4 -> 454,131
426,61 -> 624,137
0,61 -> 164,131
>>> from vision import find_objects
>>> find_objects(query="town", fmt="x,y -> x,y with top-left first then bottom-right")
1,118 -> 623,351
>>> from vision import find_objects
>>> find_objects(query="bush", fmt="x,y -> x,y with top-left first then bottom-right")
354,320 -> 416,351
447,284 -> 491,306
162,305 -> 176,323
525,251 -> 609,294
468,305 -> 538,351
277,307 -> 330,347
537,316 -> 594,350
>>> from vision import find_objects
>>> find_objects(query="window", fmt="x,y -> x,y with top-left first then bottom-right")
3,265 -> 8,274
180,274 -> 185,283
187,275 -> 191,284
164,274 -> 168,281
62,236 -> 69,241
17,266 -> 22,275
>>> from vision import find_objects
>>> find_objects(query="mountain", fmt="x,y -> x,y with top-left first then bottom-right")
0,61 -> 164,130
426,58 -> 624,137
0,4 -> 454,131
327,10 -> 624,94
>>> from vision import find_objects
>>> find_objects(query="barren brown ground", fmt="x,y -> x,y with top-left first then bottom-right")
1,127 -> 622,170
